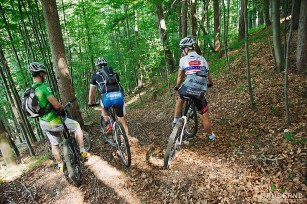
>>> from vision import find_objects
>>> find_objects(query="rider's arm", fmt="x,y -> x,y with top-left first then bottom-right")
47,95 -> 64,110
88,85 -> 96,105
176,70 -> 185,88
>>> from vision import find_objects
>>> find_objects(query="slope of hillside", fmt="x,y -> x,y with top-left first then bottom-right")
0,28 -> 306,203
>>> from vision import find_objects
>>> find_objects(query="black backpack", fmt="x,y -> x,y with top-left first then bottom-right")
100,67 -> 119,85
21,84 -> 46,118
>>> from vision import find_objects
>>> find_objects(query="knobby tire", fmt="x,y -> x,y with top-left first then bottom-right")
63,139 -> 82,187
183,100 -> 198,138
164,118 -> 183,168
114,121 -> 131,167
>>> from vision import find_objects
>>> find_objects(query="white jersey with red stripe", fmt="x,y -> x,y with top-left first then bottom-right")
179,51 -> 209,92
179,51 -> 209,75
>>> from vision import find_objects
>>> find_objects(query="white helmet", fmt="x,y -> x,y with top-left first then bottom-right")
28,62 -> 47,73
179,36 -> 195,49
95,57 -> 107,66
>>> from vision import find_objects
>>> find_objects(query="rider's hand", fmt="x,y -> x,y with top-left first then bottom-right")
174,86 -> 179,91
56,109 -> 66,117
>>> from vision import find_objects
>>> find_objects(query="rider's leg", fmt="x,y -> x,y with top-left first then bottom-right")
173,97 -> 184,124
200,112 -> 212,134
118,117 -> 129,135
41,125 -> 63,169
51,145 -> 61,163
101,107 -> 110,121
196,97 -> 215,140
64,118 -> 89,153
116,105 -> 129,135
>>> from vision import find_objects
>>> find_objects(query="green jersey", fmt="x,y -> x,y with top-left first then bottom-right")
32,82 -> 61,125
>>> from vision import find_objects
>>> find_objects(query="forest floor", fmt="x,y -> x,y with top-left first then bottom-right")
1,30 -> 307,203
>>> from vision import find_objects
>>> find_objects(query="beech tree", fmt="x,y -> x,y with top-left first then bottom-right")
41,0 -> 84,126
296,0 -> 307,73
0,119 -> 17,168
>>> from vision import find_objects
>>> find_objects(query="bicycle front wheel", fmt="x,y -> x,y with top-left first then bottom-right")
63,138 -> 82,187
183,100 -> 198,138
83,132 -> 92,152
114,121 -> 131,167
164,118 -> 183,169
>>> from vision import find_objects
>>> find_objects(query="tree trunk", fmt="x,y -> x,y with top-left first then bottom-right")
243,0 -> 255,108
213,0 -> 221,51
190,0 -> 201,54
291,0 -> 301,31
238,0 -> 245,41
284,1 -> 295,127
181,0 -> 188,37
272,0 -> 284,72
296,0 -> 307,73
134,8 -> 143,89
223,0 -> 231,69
262,0 -> 271,27
41,0 -> 84,126
155,2 -> 176,72
0,119 -> 17,168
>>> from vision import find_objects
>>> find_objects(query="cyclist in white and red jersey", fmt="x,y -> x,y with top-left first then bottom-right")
173,36 -> 215,141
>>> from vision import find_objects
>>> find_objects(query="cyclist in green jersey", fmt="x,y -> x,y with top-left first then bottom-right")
28,62 -> 90,171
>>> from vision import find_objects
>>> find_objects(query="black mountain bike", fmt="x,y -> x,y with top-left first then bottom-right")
164,96 -> 198,168
60,98 -> 88,186
90,103 -> 131,167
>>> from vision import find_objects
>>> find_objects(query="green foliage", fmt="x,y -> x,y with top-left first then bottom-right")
285,132 -> 307,145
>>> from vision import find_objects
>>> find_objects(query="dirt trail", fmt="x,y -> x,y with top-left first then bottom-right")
1,40 -> 306,203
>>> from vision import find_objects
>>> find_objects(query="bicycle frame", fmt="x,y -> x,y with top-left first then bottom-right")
177,116 -> 187,145
101,105 -> 120,147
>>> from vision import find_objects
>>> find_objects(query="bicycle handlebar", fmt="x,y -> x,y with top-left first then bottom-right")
88,103 -> 100,107
64,98 -> 77,111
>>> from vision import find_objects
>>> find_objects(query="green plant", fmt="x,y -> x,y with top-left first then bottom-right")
271,105 -> 279,115
271,183 -> 277,191
284,132 -> 306,145
285,132 -> 294,142
280,187 -> 286,194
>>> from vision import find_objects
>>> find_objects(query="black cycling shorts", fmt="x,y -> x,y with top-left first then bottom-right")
178,85 -> 208,114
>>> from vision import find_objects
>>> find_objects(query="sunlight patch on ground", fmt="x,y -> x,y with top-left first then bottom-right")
55,185 -> 86,204
0,162 -> 36,182
125,91 -> 146,105
85,155 -> 140,204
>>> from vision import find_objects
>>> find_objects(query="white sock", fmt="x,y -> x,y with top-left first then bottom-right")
173,117 -> 179,123
79,146 -> 85,153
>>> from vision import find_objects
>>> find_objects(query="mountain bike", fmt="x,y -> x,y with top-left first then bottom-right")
60,98 -> 84,186
164,96 -> 198,168
90,103 -> 131,167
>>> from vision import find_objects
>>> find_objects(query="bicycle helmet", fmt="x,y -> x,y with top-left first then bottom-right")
95,57 -> 107,66
28,62 -> 47,73
179,36 -> 195,49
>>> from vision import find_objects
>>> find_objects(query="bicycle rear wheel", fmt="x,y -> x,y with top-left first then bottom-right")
164,118 -> 183,168
63,138 -> 82,187
183,100 -> 198,138
114,121 -> 131,167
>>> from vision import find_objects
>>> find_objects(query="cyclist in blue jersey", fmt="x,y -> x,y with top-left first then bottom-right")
88,57 -> 129,135
173,37 -> 215,141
